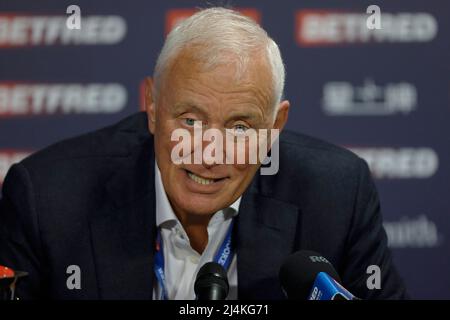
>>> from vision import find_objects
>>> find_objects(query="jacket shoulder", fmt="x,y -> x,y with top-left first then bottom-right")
278,130 -> 365,180
279,130 -> 360,163
263,130 -> 368,205
8,112 -> 152,209
21,112 -> 150,169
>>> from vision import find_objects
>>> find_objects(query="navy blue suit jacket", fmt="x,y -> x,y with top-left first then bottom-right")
0,112 -> 408,299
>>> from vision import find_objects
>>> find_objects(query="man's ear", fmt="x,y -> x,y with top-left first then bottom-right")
273,100 -> 290,131
144,77 -> 156,134
263,100 -> 289,161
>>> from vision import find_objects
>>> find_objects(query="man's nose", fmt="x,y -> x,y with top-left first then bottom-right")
201,127 -> 226,167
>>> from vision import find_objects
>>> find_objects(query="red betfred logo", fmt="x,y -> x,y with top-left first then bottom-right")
0,82 -> 127,117
295,9 -> 437,47
0,13 -> 126,47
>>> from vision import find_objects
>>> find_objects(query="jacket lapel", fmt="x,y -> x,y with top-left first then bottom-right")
236,181 -> 301,299
89,138 -> 156,299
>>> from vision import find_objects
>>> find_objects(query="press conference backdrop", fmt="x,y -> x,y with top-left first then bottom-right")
0,0 -> 448,299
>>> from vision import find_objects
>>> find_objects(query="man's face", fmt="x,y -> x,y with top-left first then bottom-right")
147,48 -> 289,218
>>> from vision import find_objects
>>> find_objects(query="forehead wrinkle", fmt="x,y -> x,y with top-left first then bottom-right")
185,73 -> 272,114
223,85 -> 271,111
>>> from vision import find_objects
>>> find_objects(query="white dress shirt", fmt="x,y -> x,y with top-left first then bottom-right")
153,164 -> 240,300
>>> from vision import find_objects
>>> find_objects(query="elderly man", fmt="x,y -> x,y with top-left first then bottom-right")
0,8 -> 407,299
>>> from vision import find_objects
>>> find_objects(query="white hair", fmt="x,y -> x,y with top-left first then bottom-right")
153,7 -> 285,112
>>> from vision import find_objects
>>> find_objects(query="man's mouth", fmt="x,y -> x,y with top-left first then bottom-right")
186,170 -> 225,185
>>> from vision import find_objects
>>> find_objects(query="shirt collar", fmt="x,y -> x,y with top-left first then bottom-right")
155,163 -> 241,227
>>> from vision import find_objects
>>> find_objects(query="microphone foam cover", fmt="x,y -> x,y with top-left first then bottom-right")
279,250 -> 342,300
194,262 -> 229,299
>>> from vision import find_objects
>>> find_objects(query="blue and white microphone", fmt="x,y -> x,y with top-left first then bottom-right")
279,250 -> 359,300
308,271 -> 356,300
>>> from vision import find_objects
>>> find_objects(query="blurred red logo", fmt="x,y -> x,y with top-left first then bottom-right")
295,9 -> 437,46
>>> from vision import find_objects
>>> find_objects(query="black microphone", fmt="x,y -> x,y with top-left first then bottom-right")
279,250 -> 358,300
194,262 -> 229,300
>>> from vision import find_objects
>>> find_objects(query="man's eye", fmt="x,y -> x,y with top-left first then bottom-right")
233,124 -> 249,135
184,118 -> 196,126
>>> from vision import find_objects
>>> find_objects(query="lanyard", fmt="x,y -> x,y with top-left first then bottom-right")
153,219 -> 235,300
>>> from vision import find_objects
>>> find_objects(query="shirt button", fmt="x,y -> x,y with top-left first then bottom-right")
174,228 -> 184,239
190,256 -> 199,264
